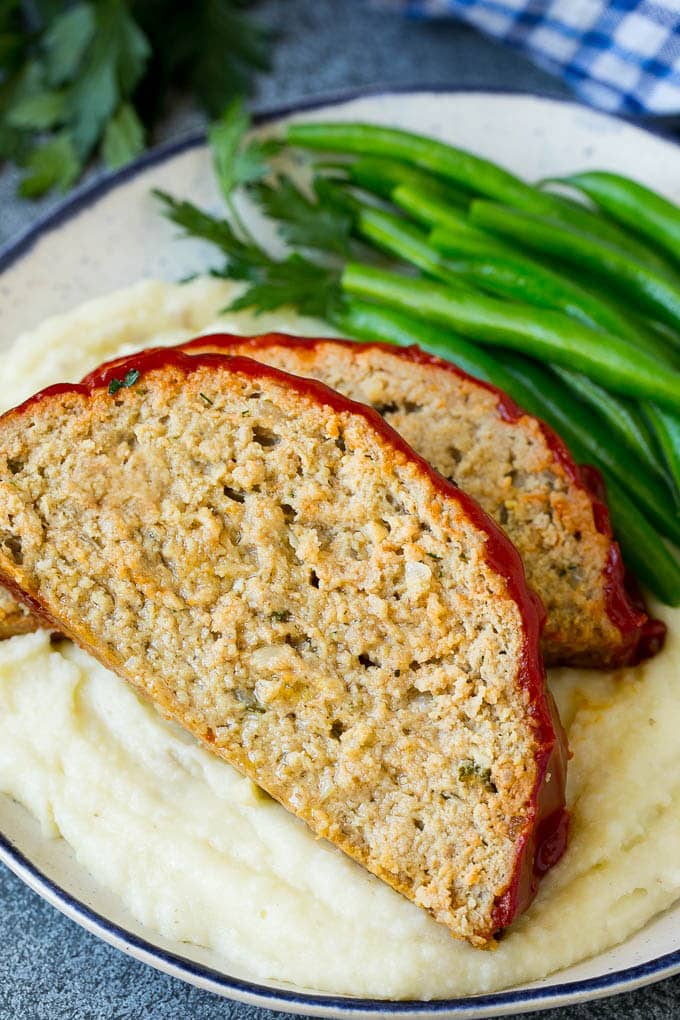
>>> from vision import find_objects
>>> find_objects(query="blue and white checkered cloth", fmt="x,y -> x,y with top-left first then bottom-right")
377,1 -> 680,115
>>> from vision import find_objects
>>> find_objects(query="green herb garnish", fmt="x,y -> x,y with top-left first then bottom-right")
209,99 -> 280,240
1,3 -> 271,198
154,190 -> 342,320
270,610 -> 289,622
252,174 -> 355,256
108,368 -> 140,395
199,392 -> 213,406
154,103 -> 344,320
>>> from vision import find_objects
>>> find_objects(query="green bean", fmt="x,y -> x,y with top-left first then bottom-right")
604,476 -> 680,605
292,131 -> 680,508
341,263 -> 680,410
637,325 -> 680,490
392,185 -> 513,254
429,227 -> 655,345
392,185 -> 470,230
498,354 -> 680,602
538,196 -> 675,274
532,276 -> 680,362
549,171 -> 680,268
353,193 -> 671,381
345,156 -> 469,207
287,120 -> 545,208
288,121 -> 670,269
469,200 -> 680,339
354,158 -> 665,273
649,320 -> 680,359
644,404 -> 680,502
345,208 -> 680,470
432,228 -> 677,368
357,207 -> 668,399
355,205 -> 469,289
550,368 -> 664,480
355,211 -> 676,469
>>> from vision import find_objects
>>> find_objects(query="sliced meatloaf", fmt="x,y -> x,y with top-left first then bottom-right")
1,334 -> 655,666
160,333 -> 651,669
0,348 -> 567,945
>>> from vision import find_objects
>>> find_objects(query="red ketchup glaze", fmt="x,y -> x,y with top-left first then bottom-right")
9,341 -> 568,938
578,464 -> 665,666
175,332 -> 663,669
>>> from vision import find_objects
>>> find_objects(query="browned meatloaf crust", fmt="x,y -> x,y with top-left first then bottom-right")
130,333 -> 650,669
0,347 -> 567,946
0,584 -> 37,638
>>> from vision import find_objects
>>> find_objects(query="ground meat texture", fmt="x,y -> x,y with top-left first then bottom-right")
176,335 -> 647,668
0,350 -> 564,947
0,334 -> 648,667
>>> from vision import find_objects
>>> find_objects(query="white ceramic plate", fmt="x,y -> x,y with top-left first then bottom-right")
1,89 -> 680,1018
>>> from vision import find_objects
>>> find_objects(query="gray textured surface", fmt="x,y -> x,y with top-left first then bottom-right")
0,1 -> 678,1017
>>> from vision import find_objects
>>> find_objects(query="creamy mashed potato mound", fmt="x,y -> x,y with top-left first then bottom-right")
1,278 -> 680,998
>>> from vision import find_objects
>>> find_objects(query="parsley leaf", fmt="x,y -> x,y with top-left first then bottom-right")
1,1 -> 271,198
0,31 -> 39,164
155,102 -> 345,322
6,89 -> 67,130
102,101 -> 145,168
252,175 -> 355,256
153,189 -> 271,280
66,0 -> 150,160
229,254 -> 342,319
0,0 -> 25,75
209,97 -> 279,203
146,0 -> 271,118
18,133 -> 79,197
108,368 -> 140,394
43,3 -> 96,88
155,189 -> 342,320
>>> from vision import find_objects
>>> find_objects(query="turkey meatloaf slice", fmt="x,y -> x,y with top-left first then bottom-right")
0,347 -> 567,946
0,333 -> 657,666
164,333 -> 654,669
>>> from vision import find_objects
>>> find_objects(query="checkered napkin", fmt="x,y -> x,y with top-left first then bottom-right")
377,0 -> 680,115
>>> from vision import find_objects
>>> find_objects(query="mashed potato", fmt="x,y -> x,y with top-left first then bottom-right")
1,278 -> 680,999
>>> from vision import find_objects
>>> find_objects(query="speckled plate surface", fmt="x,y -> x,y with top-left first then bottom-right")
1,89 -> 680,1018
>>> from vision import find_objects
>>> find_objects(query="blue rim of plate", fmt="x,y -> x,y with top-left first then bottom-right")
1,86 -> 679,1015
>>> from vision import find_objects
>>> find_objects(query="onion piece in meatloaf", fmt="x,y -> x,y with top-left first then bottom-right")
157,333 -> 657,669
0,348 -> 567,946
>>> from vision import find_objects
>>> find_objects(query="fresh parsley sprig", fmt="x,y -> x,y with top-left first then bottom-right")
155,187 -> 342,319
0,1 -> 271,198
155,102 -> 347,320
153,188 -> 271,281
209,98 -> 280,241
229,253 -> 343,319
251,175 -> 356,257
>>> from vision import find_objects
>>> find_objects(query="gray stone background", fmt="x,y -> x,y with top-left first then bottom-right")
1,1 -> 679,1017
